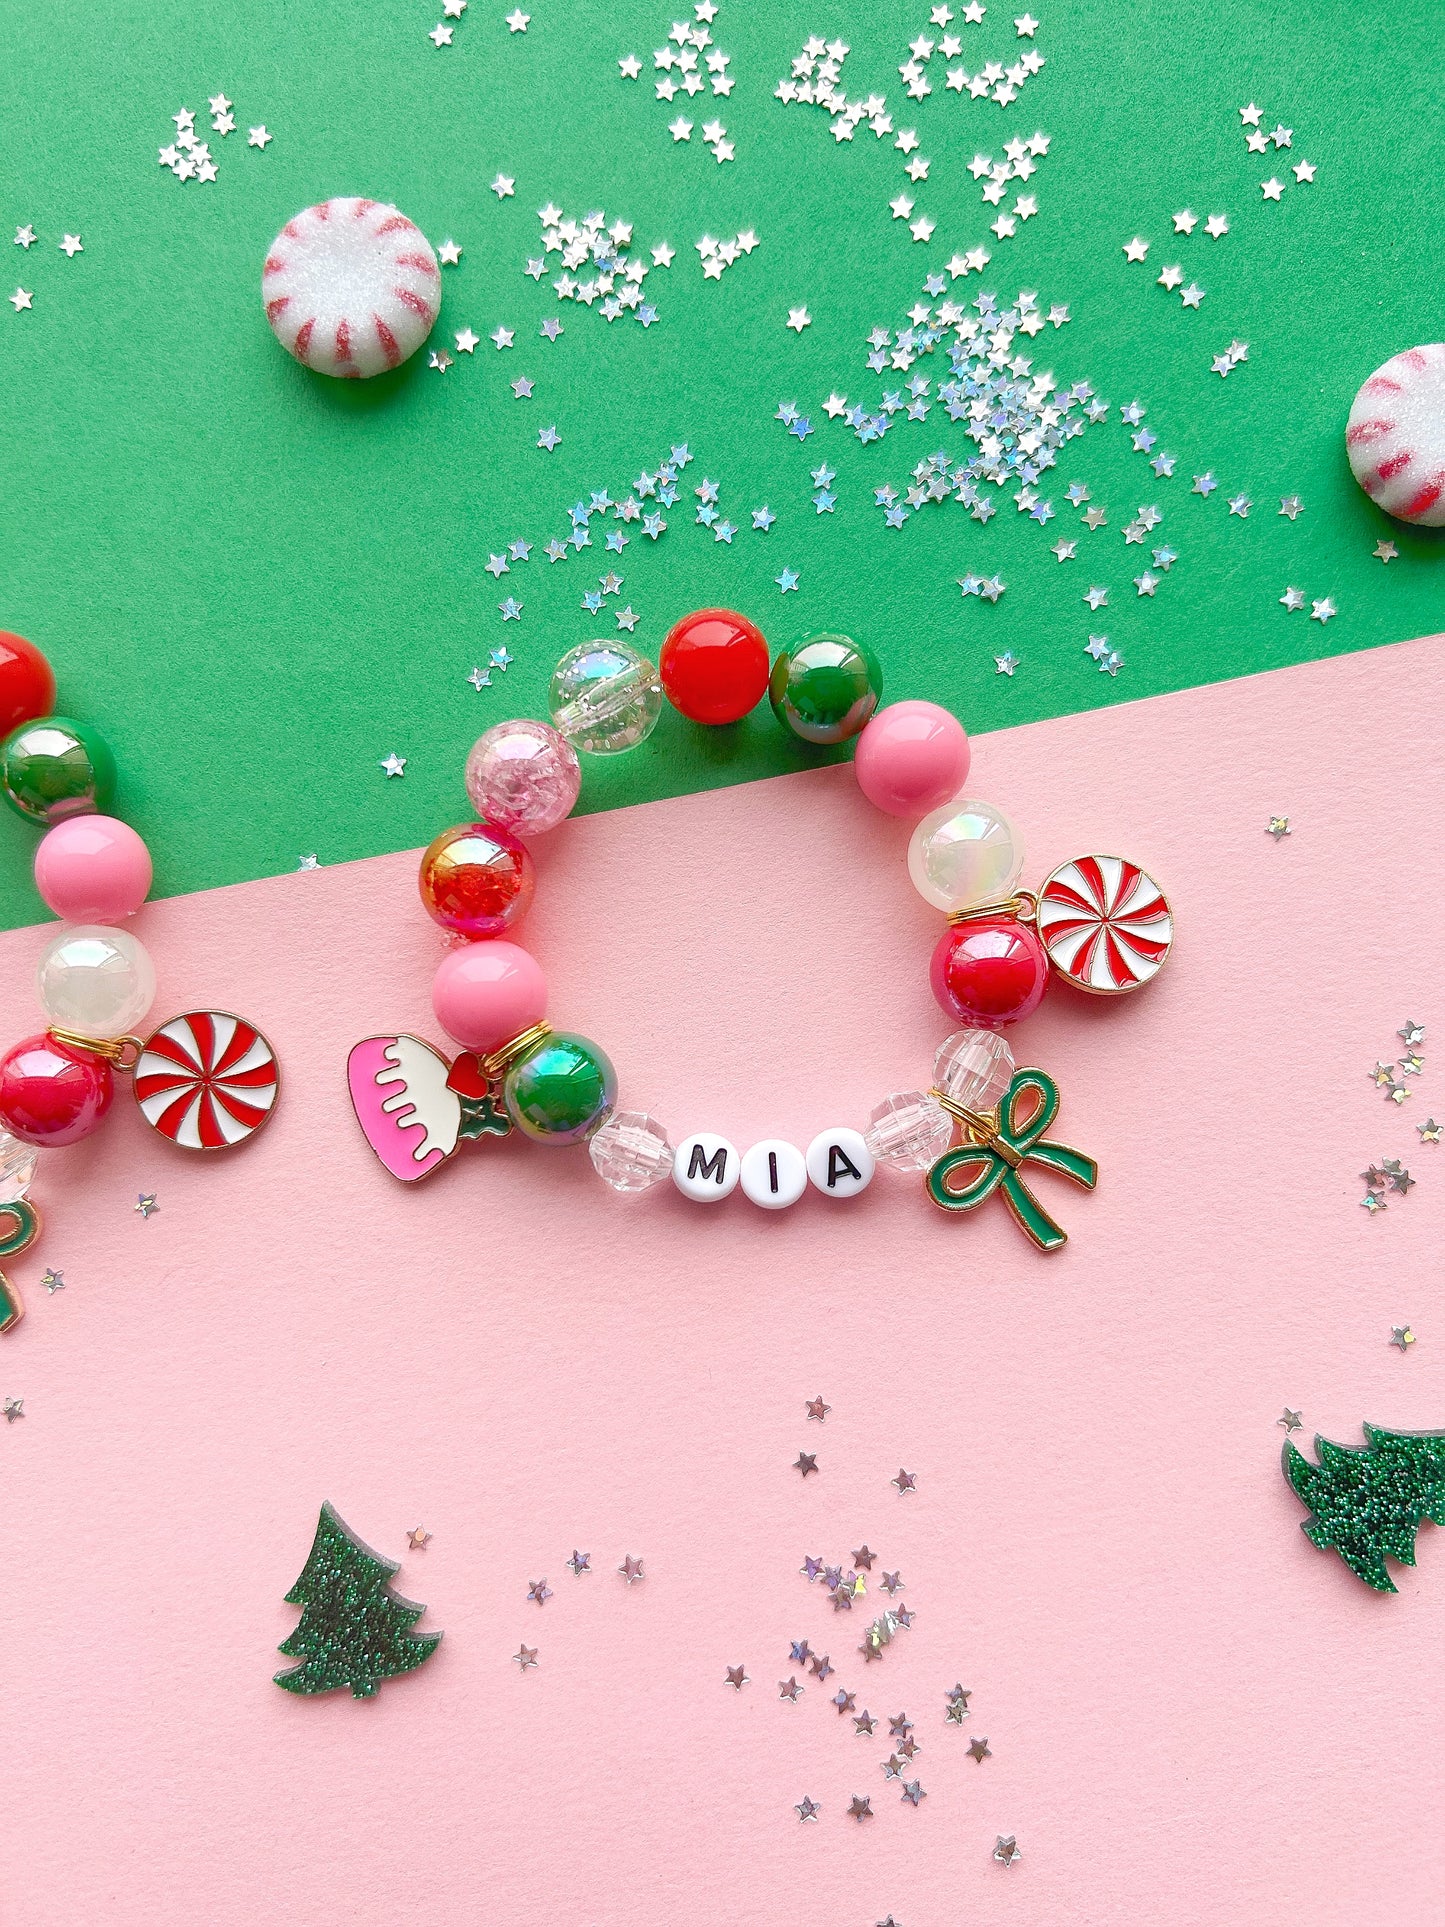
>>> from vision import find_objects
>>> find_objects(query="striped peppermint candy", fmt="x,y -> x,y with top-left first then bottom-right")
263,198 -> 439,379
133,1011 -> 280,1150
1345,343 -> 1445,527
1036,855 -> 1173,995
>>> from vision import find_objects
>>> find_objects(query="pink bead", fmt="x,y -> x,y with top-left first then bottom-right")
432,939 -> 547,1052
465,719 -> 581,838
853,701 -> 970,817
33,815 -> 153,922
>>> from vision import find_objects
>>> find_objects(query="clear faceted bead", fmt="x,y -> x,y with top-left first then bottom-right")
589,1109 -> 675,1192
934,1028 -> 1015,1111
865,1090 -> 953,1173
0,1128 -> 38,1202
549,642 -> 663,756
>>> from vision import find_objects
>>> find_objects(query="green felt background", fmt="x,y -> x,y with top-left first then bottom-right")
0,0 -> 1439,930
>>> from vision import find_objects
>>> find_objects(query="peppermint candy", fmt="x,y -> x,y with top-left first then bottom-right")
134,1010 -> 280,1150
1036,855 -> 1173,994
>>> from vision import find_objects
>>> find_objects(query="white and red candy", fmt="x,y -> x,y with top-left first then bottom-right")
263,198 -> 439,379
1346,343 -> 1445,527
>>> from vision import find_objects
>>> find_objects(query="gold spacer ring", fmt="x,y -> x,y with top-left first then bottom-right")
46,1027 -> 143,1071
481,1021 -> 553,1081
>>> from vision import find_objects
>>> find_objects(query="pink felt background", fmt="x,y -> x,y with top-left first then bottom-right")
3,639 -> 1444,1925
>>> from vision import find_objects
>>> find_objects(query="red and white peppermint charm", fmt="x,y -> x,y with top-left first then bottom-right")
1036,855 -> 1173,995
133,1010 -> 280,1150
1346,343 -> 1445,527
262,198 -> 439,379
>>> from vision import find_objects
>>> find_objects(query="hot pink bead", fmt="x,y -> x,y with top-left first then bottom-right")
432,939 -> 547,1052
930,918 -> 1050,1029
854,700 -> 970,817
33,814 -> 153,922
465,719 -> 581,838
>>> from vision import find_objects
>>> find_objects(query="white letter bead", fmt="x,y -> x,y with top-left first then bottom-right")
673,1132 -> 740,1202
740,1138 -> 808,1209
805,1127 -> 875,1199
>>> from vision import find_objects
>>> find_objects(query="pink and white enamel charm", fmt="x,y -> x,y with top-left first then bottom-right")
262,199 -> 440,379
1345,343 -> 1445,527
347,1035 -> 461,1181
1036,855 -> 1174,995
133,1010 -> 280,1150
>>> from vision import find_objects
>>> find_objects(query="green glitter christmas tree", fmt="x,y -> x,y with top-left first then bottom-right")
1282,1424 -> 1445,1592
275,1502 -> 442,1698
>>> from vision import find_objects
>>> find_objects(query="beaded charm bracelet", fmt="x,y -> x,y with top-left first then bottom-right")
0,630 -> 280,1333
348,609 -> 1172,1251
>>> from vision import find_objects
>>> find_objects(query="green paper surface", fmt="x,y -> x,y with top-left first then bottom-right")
0,0 -> 1439,930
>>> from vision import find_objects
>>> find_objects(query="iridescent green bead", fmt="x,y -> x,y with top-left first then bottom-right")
0,715 -> 116,824
768,633 -> 882,745
503,1031 -> 617,1144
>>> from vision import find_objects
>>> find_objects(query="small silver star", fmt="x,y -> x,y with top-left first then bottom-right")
1279,494 -> 1304,519
296,854 -> 319,870
407,1526 -> 431,1549
512,1644 -> 538,1670
901,1780 -> 927,1806
994,1835 -> 1021,1866
14,224 -> 36,248
247,125 -> 272,147
437,239 -> 462,265
1399,1021 -> 1426,1047
9,287 -> 33,312
794,1451 -> 818,1476
618,1554 -> 645,1584
1277,1408 -> 1302,1433
1310,597 -> 1337,623
566,1549 -> 590,1575
1052,538 -> 1077,560
725,1664 -> 748,1688
1266,816 -> 1290,840
467,667 -> 491,690
1390,1325 -> 1416,1351
41,1268 -> 64,1294
795,1796 -> 820,1821
1374,540 -> 1398,563
1417,1119 -> 1441,1143
848,1795 -> 873,1822
806,1396 -> 830,1421
58,234 -> 83,257
3,1396 -> 23,1422
134,1193 -> 158,1218
786,305 -> 811,332
779,1677 -> 804,1702
892,1468 -> 917,1494
428,350 -> 452,373
967,1735 -> 992,1760
454,327 -> 480,354
1280,587 -> 1306,612
490,175 -> 515,199
379,753 -> 406,778
994,652 -> 1019,676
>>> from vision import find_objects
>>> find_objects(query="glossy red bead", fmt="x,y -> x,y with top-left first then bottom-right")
418,821 -> 534,938
0,632 -> 57,739
0,1032 -> 114,1146
930,918 -> 1050,1029
659,608 -> 770,726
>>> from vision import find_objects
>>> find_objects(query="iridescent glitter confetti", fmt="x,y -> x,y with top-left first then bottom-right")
1283,1425 -> 1445,1591
274,1502 -> 441,1697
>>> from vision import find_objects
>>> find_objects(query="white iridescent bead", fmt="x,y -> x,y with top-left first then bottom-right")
907,798 -> 1023,912
549,641 -> 663,756
35,925 -> 156,1038
0,1128 -> 38,1202
865,1090 -> 953,1173
589,1110 -> 675,1192
934,1028 -> 1015,1111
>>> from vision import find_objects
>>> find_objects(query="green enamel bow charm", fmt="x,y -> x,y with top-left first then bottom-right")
925,1067 -> 1097,1252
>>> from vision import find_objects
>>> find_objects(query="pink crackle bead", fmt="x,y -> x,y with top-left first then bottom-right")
465,719 -> 581,838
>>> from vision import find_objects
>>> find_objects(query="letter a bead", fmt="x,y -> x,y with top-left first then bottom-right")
740,1138 -> 808,1209
673,1131 -> 740,1202
805,1128 -> 875,1199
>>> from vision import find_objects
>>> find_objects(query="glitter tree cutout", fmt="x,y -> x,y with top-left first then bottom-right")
275,1502 -> 442,1698
1282,1424 -> 1445,1592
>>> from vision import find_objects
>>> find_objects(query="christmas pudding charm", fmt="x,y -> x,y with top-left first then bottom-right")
1036,856 -> 1174,995
132,1010 -> 280,1150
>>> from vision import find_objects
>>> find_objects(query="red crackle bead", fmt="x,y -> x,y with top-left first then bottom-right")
930,918 -> 1049,1029
418,822 -> 534,939
660,608 -> 770,726
0,1032 -> 114,1146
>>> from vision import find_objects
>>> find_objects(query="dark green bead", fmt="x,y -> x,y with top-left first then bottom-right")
0,715 -> 116,824
503,1031 -> 616,1144
768,633 -> 882,745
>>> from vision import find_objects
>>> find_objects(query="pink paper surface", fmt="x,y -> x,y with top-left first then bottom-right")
3,638 -> 1445,1926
